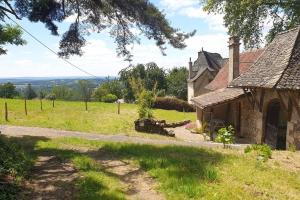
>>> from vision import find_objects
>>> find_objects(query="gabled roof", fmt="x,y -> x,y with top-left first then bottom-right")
188,51 -> 224,82
205,49 -> 264,91
230,27 -> 300,89
191,88 -> 244,109
276,29 -> 300,89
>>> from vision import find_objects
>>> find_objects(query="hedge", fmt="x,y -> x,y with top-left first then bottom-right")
153,97 -> 195,112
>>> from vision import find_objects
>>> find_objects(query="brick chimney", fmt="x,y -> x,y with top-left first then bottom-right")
228,36 -> 240,84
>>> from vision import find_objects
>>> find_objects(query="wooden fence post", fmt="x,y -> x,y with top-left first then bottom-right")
4,102 -> 8,121
24,99 -> 28,115
85,101 -> 88,111
117,101 -> 120,114
40,99 -> 43,111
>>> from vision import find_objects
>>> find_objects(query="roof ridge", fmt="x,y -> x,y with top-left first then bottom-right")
240,48 -> 264,55
276,26 -> 300,36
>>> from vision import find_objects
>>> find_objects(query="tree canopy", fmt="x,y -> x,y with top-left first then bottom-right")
24,83 -> 37,99
0,0 -> 194,60
202,0 -> 300,48
0,82 -> 18,98
166,67 -> 188,100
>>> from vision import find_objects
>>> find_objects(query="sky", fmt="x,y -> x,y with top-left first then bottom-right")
0,0 -> 231,78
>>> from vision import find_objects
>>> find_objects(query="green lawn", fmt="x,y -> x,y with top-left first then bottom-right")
36,137 -> 300,200
1,136 -> 299,200
0,98 -> 195,137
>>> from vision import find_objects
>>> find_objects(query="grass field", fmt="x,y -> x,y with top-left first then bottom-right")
0,98 -> 196,137
3,136 -> 299,200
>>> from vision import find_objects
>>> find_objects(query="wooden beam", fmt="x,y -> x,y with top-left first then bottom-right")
259,89 -> 265,112
288,91 -> 300,118
276,90 -> 288,112
288,97 -> 292,121
249,89 -> 256,110
249,89 -> 259,110
243,88 -> 254,108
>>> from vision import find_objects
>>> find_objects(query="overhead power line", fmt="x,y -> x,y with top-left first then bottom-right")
8,17 -> 99,78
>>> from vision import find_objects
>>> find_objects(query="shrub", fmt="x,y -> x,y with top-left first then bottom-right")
0,136 -> 33,199
194,122 -> 208,134
101,94 -> 118,103
288,143 -> 296,152
138,90 -> 155,119
215,125 -> 234,148
153,97 -> 195,112
45,93 -> 56,100
244,144 -> 272,162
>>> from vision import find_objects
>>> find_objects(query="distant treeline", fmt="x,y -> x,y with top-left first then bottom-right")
0,62 -> 188,102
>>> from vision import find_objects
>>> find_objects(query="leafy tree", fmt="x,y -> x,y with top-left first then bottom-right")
166,67 -> 188,100
102,94 -> 118,103
93,87 -> 108,102
24,83 -> 37,100
0,82 -> 18,98
38,90 -> 46,110
93,78 -> 123,101
38,90 -> 46,99
0,0 -> 194,59
0,24 -> 26,55
51,85 -> 73,100
202,0 -> 300,48
119,62 -> 167,102
78,80 -> 92,111
119,64 -> 146,102
46,93 -> 56,108
45,93 -> 56,101
145,62 -> 166,91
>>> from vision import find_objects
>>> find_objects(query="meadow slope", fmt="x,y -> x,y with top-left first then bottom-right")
0,99 -> 196,137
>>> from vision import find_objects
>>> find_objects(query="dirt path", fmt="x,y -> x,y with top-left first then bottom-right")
1,125 -> 246,149
20,155 -> 78,200
167,125 -> 206,142
92,151 -> 165,200
65,146 -> 165,200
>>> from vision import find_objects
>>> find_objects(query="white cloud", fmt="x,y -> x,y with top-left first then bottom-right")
160,0 -> 226,32
180,7 -> 225,31
186,33 -> 229,57
15,59 -> 33,66
0,33 -> 230,78
160,0 -> 198,10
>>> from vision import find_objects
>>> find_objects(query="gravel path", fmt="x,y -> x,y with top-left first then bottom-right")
0,125 -> 246,149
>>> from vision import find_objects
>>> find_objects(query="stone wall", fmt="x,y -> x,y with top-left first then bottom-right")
188,70 -> 216,103
286,91 -> 300,149
240,89 -> 300,149
195,88 -> 300,149
240,97 -> 263,143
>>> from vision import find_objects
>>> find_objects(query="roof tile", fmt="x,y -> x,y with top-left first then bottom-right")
230,27 -> 300,88
205,49 -> 264,90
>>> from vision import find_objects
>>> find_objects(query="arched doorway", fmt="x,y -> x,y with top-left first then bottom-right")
264,100 -> 287,150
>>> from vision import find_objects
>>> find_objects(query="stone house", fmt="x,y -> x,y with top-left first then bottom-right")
187,49 -> 224,103
191,27 -> 300,150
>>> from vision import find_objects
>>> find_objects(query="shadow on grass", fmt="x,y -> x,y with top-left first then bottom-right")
1,135 -> 126,200
1,136 -> 228,199
96,144 -> 226,198
0,135 -> 49,200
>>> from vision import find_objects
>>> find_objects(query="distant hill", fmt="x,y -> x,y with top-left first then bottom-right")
0,76 -> 114,89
